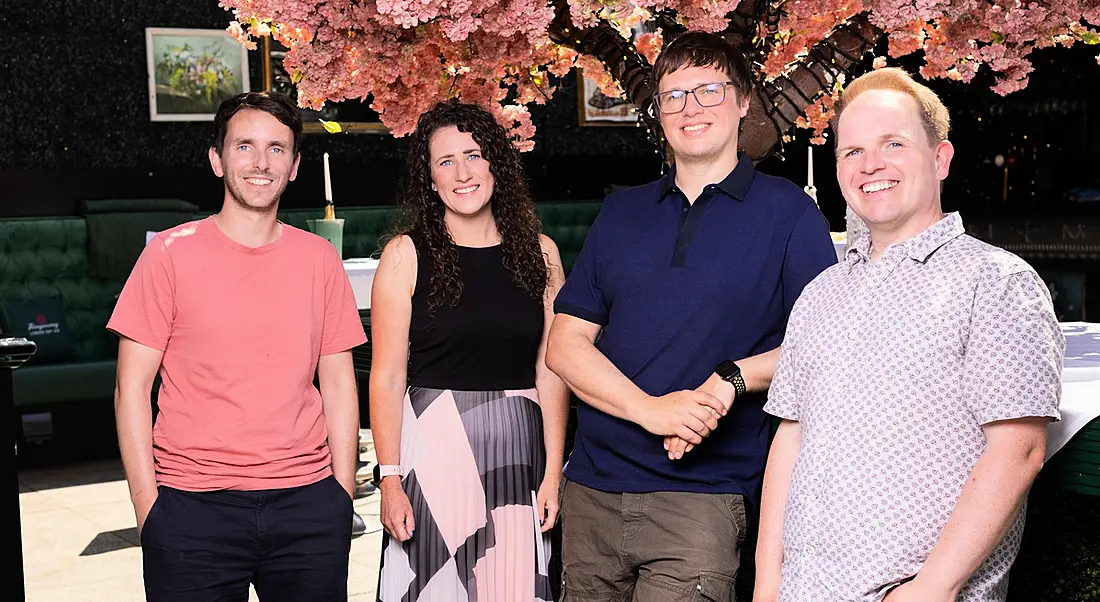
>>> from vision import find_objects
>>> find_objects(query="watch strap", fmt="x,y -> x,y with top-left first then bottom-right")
729,373 -> 746,397
377,464 -> 402,479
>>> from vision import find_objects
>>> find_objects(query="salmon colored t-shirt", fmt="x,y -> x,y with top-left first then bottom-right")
107,217 -> 367,491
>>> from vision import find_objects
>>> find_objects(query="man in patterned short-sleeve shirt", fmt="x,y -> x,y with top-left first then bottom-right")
754,67 -> 1066,602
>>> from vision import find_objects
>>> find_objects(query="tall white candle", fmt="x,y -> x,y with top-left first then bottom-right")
804,145 -> 818,205
807,146 -> 814,189
323,152 -> 333,203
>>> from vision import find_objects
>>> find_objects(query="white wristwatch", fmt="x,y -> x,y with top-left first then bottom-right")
377,465 -> 402,479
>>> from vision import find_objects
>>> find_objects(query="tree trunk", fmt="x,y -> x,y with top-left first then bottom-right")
739,15 -> 880,160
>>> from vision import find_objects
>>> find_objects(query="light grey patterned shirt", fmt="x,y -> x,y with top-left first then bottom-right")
764,212 -> 1065,602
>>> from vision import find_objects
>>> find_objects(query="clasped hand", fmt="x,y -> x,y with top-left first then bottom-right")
656,374 -> 734,460
640,377 -> 729,460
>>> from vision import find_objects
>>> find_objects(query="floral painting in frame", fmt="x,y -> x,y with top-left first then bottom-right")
145,27 -> 251,121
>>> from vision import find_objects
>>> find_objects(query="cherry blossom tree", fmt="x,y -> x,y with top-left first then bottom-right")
220,0 -> 1100,157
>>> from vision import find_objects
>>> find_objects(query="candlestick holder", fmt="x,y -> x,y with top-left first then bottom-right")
307,217 -> 345,258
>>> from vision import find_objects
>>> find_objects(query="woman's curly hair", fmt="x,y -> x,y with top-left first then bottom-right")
388,100 -> 548,312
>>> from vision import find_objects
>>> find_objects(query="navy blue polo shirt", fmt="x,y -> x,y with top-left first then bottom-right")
554,154 -> 837,499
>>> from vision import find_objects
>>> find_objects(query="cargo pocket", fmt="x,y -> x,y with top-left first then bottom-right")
692,571 -> 736,602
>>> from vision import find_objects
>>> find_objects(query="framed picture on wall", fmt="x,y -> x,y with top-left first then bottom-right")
577,70 -> 640,127
145,27 -> 251,121
262,37 -> 388,134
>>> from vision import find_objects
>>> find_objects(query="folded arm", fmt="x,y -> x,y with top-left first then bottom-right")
545,314 -> 724,444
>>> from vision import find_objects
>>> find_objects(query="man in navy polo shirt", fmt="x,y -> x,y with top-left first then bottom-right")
545,31 -> 837,600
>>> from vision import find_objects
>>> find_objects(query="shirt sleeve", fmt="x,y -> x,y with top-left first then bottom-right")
106,234 -> 176,351
763,302 -> 803,421
553,203 -> 609,325
962,270 -> 1064,425
782,203 -> 837,319
320,245 -> 368,356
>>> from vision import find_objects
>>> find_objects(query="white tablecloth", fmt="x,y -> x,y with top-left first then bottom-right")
343,258 -> 379,310
1048,322 -> 1100,460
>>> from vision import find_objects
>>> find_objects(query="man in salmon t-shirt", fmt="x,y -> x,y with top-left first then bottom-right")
108,91 -> 367,601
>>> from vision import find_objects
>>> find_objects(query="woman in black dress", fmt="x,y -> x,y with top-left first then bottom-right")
369,101 -> 570,601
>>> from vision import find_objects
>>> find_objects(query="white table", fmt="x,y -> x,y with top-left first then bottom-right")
1048,322 -> 1100,460
343,257 -> 379,310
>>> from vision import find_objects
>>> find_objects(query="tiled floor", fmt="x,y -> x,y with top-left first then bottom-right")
19,438 -> 384,601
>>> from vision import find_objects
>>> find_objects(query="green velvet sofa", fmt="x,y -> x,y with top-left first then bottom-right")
0,201 -> 603,410
0,217 -> 124,407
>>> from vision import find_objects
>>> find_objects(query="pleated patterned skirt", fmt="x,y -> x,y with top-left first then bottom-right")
376,386 -> 552,602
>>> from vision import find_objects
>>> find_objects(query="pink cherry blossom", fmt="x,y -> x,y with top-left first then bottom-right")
636,31 -> 664,65
220,0 -> 1100,150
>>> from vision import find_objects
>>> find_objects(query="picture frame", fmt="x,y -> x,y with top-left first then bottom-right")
262,37 -> 389,135
576,70 -> 641,127
145,27 -> 251,122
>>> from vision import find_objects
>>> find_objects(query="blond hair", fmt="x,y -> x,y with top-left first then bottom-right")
831,67 -> 950,145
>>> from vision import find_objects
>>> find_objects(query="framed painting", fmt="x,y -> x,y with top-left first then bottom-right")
577,70 -> 641,127
145,27 -> 251,121
262,37 -> 388,134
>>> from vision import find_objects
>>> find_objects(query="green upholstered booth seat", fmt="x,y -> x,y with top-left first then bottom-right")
277,201 -> 603,272
537,202 -> 603,273
0,218 -> 124,362
0,217 -> 126,408
0,200 -> 603,410
11,361 -> 117,407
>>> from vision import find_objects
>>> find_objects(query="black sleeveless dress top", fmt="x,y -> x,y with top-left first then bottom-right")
406,235 -> 544,391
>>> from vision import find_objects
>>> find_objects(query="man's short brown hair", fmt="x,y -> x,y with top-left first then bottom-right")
831,67 -> 950,145
651,31 -> 753,101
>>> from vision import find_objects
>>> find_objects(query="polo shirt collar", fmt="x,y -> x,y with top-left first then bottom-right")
845,212 -> 965,266
657,154 -> 755,203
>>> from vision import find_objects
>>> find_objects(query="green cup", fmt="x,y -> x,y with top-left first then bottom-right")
306,218 -> 345,258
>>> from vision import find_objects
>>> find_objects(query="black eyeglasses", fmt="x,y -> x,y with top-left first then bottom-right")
654,82 -> 735,114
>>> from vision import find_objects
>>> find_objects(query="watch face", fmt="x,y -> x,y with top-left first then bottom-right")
717,359 -> 740,379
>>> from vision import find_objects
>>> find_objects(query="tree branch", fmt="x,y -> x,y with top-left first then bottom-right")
547,0 -> 882,161
741,14 -> 880,159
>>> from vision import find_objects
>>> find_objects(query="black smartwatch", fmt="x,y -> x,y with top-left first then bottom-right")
715,359 -> 746,397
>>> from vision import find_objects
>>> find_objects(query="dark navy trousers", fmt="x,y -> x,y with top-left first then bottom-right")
141,475 -> 353,602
